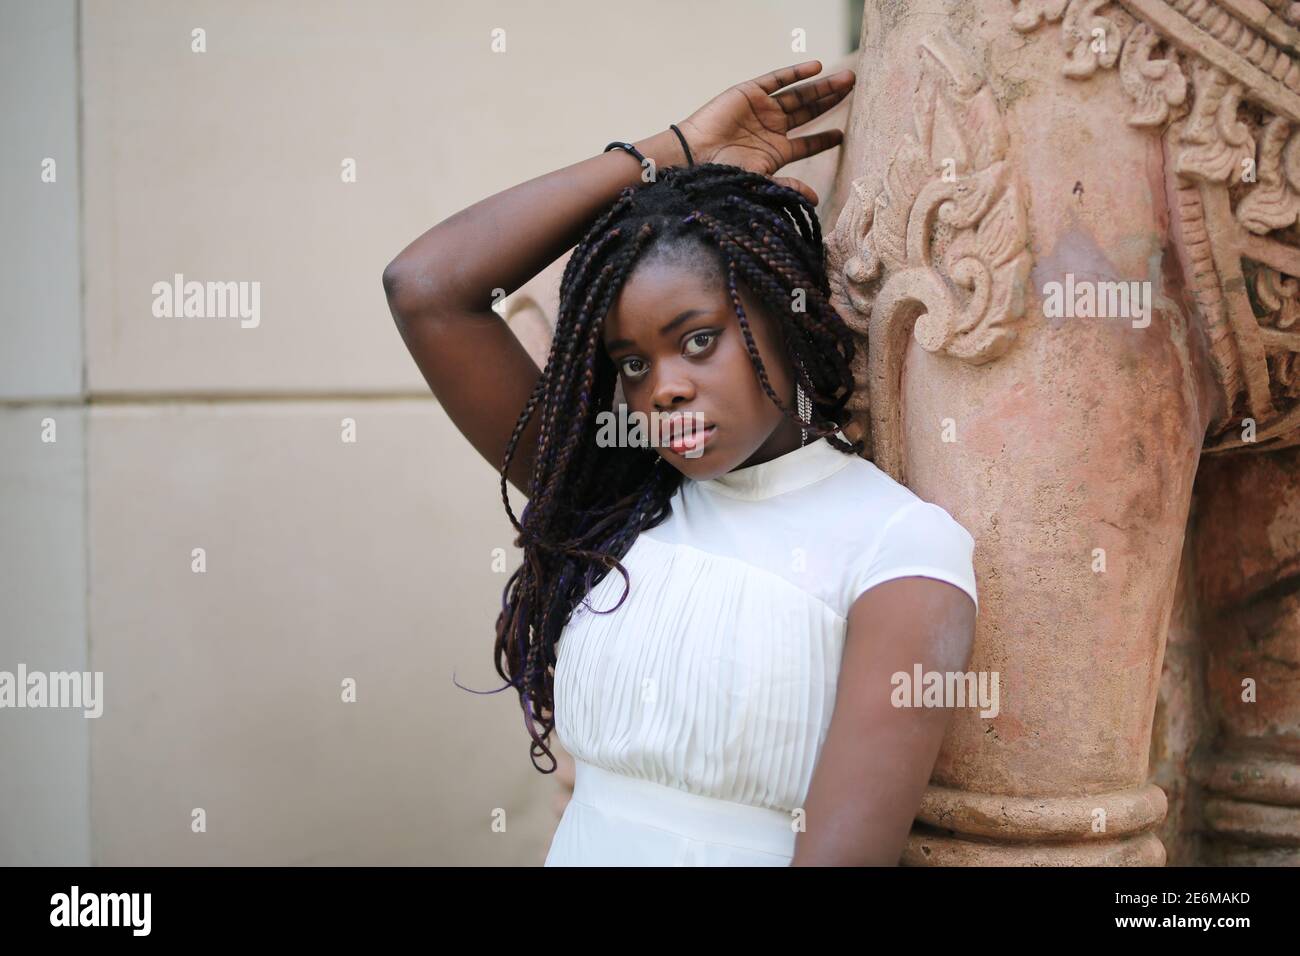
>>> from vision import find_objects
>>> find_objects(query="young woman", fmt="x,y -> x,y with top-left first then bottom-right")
383,60 -> 978,866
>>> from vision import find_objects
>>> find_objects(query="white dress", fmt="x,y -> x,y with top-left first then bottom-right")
543,431 -> 978,866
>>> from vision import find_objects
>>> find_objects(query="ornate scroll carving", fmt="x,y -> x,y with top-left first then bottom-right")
1121,23 -> 1189,125
1177,58 -> 1254,180
1235,115 -> 1300,231
1012,0 -> 1300,452
825,31 -> 1031,480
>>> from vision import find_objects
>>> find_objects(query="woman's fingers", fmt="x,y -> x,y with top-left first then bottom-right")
771,176 -> 820,207
784,129 -> 845,164
751,59 -> 825,96
772,68 -> 855,120
784,88 -> 850,131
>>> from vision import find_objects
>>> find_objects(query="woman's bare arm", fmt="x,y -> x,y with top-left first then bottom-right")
382,61 -> 853,496
790,577 -> 978,865
382,129 -> 691,496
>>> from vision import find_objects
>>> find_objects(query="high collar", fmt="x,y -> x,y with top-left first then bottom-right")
692,430 -> 855,501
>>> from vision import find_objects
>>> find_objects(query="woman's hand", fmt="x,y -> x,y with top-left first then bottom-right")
675,60 -> 855,206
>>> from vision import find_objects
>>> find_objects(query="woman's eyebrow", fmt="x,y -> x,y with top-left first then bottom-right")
606,308 -> 711,352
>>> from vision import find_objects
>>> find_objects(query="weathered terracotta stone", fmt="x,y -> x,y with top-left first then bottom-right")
820,0 -> 1300,865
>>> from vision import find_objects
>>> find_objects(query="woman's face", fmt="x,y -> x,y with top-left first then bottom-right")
602,254 -> 804,480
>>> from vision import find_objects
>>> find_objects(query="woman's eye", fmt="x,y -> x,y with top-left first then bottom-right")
684,331 -> 717,355
620,357 -> 647,378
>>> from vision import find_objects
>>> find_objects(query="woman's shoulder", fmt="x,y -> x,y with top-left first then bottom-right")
820,456 -> 978,611
820,452 -> 965,532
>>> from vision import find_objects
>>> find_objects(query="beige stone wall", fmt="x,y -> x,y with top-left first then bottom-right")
0,0 -> 88,867
1,0 -> 851,865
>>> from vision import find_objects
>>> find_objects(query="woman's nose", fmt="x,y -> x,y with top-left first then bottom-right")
651,371 -> 695,410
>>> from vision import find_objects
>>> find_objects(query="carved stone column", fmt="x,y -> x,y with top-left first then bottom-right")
1191,448 -> 1300,864
826,2 -> 1225,864
822,0 -> 1300,865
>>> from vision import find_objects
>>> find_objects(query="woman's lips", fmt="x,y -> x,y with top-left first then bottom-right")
666,424 -> 716,457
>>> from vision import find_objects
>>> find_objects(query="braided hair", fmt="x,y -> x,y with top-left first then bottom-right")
492,161 -> 864,772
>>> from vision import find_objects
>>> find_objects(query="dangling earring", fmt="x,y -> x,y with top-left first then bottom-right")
796,379 -> 812,447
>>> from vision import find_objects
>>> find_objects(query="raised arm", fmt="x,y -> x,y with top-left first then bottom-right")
381,128 -> 692,495
381,60 -> 853,496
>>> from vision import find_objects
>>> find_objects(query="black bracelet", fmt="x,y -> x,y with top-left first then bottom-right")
669,123 -> 695,167
604,141 -> 648,167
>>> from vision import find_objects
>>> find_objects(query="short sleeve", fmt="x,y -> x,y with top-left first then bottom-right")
848,500 -> 978,611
